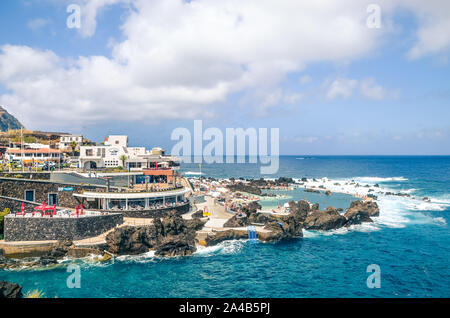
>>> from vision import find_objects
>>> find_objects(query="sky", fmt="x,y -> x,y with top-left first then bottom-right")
0,0 -> 449,155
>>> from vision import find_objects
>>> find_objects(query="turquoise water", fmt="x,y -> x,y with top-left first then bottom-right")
1,156 -> 449,297
258,188 -> 358,211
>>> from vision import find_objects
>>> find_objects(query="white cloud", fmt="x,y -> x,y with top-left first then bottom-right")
360,77 -> 386,100
399,0 -> 450,59
244,88 -> 303,117
77,0 -> 131,38
324,77 -> 387,100
325,78 -> 358,100
0,0 -> 449,128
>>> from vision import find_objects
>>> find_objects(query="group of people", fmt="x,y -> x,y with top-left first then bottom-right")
108,199 -> 188,211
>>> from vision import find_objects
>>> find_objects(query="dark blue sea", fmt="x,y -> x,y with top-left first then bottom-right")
1,156 -> 449,297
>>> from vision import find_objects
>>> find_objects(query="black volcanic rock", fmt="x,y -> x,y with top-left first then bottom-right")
191,209 -> 205,219
155,235 -> 196,257
288,200 -> 310,222
346,200 -> 380,217
223,201 -> 264,227
227,183 -> 262,195
47,240 -> 73,258
304,209 -> 346,230
344,209 -> 373,226
0,106 -> 24,132
106,211 -> 205,257
0,281 -> 23,298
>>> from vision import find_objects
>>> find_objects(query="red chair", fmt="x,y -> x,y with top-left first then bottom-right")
16,202 -> 26,216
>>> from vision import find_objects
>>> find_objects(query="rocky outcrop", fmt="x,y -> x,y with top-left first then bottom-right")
204,229 -> 248,246
155,236 -> 196,257
223,201 -> 265,228
223,215 -> 247,228
47,240 -> 73,258
344,210 -> 373,226
106,211 -> 206,257
106,226 -> 148,255
0,106 -> 24,132
0,281 -> 23,298
191,209 -> 205,219
264,216 -> 303,240
346,200 -> 380,217
38,256 -> 59,266
342,200 -> 379,226
288,200 -> 310,223
304,208 -> 347,230
227,183 -> 262,195
221,200 -> 304,242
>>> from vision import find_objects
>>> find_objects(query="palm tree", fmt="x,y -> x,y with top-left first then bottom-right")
69,141 -> 77,156
120,155 -> 127,170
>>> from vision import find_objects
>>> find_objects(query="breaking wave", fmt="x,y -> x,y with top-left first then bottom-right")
194,240 -> 246,257
298,176 -> 449,234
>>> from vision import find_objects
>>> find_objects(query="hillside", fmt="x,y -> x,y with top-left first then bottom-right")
0,106 -> 23,131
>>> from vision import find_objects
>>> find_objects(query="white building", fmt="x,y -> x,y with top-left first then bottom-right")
79,135 -> 180,170
58,134 -> 83,151
24,143 -> 50,150
5,148 -> 62,164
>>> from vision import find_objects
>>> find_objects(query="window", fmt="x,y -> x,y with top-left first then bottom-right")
25,190 -> 35,202
86,149 -> 93,156
48,193 -> 58,206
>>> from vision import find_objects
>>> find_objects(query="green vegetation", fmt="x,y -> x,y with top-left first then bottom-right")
69,141 -> 78,155
0,208 -> 11,236
23,136 -> 37,143
120,155 -> 127,168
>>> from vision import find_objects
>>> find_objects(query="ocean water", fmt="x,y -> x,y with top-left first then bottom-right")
1,156 -> 449,298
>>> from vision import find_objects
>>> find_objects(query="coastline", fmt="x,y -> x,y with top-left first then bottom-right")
1,157 -> 449,298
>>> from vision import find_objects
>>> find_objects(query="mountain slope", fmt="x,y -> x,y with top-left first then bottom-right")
0,106 -> 24,131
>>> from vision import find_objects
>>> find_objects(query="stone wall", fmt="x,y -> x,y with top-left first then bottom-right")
0,177 -> 107,209
0,196 -> 40,214
4,213 -> 123,242
119,202 -> 191,218
0,172 -> 51,180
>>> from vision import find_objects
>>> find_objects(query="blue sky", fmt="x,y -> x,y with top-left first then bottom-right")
0,0 -> 449,155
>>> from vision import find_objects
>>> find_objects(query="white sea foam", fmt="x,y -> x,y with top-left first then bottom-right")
194,240 -> 245,257
183,171 -> 203,176
433,217 -> 447,225
115,250 -> 156,263
403,201 -> 448,211
296,175 -> 449,236
354,176 -> 408,183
